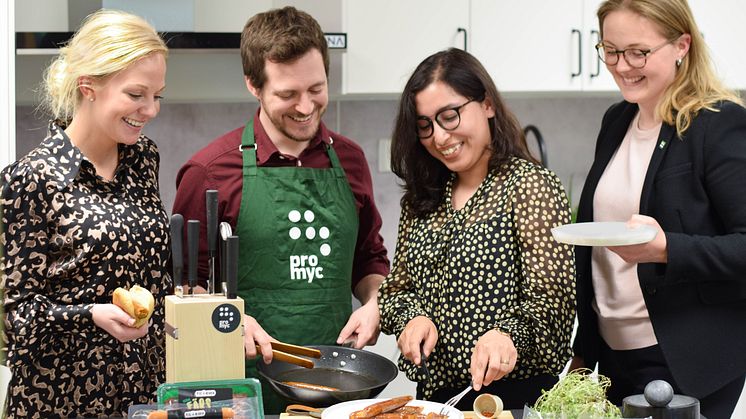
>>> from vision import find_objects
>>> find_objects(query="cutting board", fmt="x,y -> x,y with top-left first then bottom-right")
279,411 -> 514,418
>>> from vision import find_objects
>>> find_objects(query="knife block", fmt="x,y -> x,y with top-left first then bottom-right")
165,294 -> 246,383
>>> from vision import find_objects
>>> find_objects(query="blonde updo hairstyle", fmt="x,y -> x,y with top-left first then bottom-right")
41,9 -> 168,123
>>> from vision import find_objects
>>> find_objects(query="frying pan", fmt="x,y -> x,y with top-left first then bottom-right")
256,345 -> 398,407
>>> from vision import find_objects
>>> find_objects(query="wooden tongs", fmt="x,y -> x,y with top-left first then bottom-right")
255,341 -> 321,369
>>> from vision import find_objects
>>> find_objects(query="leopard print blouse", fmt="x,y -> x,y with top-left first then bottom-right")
1,122 -> 172,418
379,157 -> 576,400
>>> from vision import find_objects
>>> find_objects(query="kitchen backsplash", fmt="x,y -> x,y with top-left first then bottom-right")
15,95 -> 621,251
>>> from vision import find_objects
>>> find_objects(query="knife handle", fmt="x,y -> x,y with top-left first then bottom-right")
187,220 -> 200,292
226,235 -> 238,299
169,214 -> 184,285
205,190 -> 218,253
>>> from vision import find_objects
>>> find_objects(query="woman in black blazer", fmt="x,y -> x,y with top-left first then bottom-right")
570,1 -> 746,418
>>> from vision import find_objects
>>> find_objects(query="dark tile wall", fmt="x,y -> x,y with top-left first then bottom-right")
15,95 -> 619,252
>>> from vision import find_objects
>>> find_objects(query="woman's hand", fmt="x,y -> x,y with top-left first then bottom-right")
606,214 -> 668,264
91,303 -> 149,342
398,316 -> 438,366
471,329 -> 517,390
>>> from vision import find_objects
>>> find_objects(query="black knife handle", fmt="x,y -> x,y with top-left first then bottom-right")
205,190 -> 218,253
170,214 -> 184,284
187,220 -> 200,292
226,235 -> 239,299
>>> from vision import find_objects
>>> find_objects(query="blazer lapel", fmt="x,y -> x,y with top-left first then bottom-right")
639,123 -> 677,214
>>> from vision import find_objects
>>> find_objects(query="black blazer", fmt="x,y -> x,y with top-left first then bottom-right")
573,100 -> 746,398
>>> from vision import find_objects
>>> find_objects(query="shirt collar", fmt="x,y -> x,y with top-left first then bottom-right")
45,121 -> 84,189
252,108 -> 331,165
46,121 -> 140,189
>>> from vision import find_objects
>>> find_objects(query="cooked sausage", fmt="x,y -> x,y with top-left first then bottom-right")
349,396 -> 414,418
282,381 -> 340,392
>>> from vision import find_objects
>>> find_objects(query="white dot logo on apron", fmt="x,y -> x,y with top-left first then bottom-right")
287,209 -> 331,283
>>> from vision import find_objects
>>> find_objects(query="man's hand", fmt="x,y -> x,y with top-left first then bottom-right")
243,314 -> 276,364
398,316 -> 438,367
340,273 -> 385,348
337,299 -> 380,348
91,303 -> 149,342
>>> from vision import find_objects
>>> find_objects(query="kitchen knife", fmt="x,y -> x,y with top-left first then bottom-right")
187,220 -> 200,295
219,222 -> 232,295
225,235 -> 238,299
169,214 -> 184,291
205,190 -> 218,294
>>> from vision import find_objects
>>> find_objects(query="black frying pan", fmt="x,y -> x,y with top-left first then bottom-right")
256,345 -> 398,407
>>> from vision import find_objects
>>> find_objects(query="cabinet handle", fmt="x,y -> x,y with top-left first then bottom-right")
571,28 -> 582,78
457,27 -> 467,52
590,29 -> 601,78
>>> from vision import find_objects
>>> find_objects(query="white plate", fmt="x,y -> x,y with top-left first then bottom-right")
551,221 -> 657,246
321,398 -> 464,419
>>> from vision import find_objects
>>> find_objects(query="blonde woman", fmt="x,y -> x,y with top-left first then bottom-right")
1,10 -> 170,417
571,0 -> 746,417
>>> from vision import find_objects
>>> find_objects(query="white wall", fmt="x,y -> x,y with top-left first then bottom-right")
14,0 -> 67,32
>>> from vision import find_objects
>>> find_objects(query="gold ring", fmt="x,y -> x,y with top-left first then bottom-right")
500,360 -> 510,365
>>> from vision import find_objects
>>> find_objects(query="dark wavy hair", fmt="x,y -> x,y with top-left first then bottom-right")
391,48 -> 535,217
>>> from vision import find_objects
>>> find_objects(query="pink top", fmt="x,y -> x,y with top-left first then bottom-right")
591,112 -> 660,350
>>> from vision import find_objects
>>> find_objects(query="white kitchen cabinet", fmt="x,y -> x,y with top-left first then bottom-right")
582,0 -> 618,91
194,0 -> 272,32
341,0 -> 469,95
688,0 -> 746,90
470,0 -> 617,92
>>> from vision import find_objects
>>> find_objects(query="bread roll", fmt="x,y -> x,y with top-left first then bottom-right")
112,285 -> 155,328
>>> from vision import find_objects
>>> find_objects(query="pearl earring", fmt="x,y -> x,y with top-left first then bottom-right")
89,97 -> 94,102
676,58 -> 683,67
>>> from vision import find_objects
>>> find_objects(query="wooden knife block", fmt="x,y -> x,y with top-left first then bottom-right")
165,294 -> 245,383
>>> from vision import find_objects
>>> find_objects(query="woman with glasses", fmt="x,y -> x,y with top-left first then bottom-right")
571,1 -> 746,417
378,48 -> 575,410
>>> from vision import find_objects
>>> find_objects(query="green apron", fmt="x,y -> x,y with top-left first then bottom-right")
236,120 -> 358,413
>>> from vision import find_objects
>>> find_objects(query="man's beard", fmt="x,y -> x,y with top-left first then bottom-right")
271,106 -> 327,143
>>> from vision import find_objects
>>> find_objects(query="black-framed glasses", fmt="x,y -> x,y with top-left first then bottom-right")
416,99 -> 473,139
596,39 -> 673,69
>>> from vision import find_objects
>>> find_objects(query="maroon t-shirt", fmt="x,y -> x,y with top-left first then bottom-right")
172,112 -> 390,291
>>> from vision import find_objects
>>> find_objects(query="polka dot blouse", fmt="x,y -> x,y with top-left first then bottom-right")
379,157 -> 576,398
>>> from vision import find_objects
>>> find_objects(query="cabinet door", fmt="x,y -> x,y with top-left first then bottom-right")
471,0 -> 584,92
688,0 -> 746,90
342,0 -> 468,94
194,0 -> 272,32
583,0 -> 618,91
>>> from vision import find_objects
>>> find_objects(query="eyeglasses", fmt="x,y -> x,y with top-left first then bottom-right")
416,100 -> 473,139
596,39 -> 672,69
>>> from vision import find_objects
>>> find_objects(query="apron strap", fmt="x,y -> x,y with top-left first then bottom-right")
241,120 -> 258,177
326,140 -> 347,179
241,119 -> 345,180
